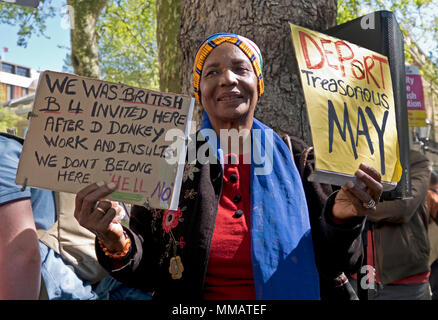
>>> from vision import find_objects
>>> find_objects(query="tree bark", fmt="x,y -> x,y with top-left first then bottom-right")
157,0 -> 182,93
178,0 -> 337,143
68,0 -> 108,78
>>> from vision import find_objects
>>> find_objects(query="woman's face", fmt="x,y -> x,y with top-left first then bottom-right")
199,42 -> 258,129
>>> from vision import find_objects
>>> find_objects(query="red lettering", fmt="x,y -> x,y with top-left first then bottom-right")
364,56 -> 380,88
298,31 -> 387,88
121,177 -> 130,191
372,55 -> 389,90
110,174 -> 131,192
334,40 -> 354,77
133,178 -> 148,193
320,39 -> 338,70
299,31 -> 324,69
351,59 -> 365,80
110,174 -> 121,189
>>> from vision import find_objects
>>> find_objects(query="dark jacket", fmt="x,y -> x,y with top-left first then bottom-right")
367,150 -> 431,284
97,134 -> 365,300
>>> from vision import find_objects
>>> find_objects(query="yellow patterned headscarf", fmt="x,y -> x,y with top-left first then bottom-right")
193,33 -> 264,105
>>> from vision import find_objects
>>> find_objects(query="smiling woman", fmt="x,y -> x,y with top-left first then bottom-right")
199,43 -> 258,133
74,32 -> 384,301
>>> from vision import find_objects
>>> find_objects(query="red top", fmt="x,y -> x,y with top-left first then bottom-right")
203,153 -> 255,300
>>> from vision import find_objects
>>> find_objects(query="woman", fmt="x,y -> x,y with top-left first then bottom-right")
74,33 -> 382,300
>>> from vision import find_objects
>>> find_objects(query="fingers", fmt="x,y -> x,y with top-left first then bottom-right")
73,182 -> 128,252
339,187 -> 362,210
75,181 -> 117,229
86,204 -> 119,234
355,164 -> 383,200
359,163 -> 381,183
83,184 -> 117,215
100,207 -> 119,227
75,181 -> 104,213
334,164 -> 383,220
93,207 -> 125,248
339,163 -> 383,216
342,181 -> 374,209
94,200 -> 112,214
77,182 -> 117,217
95,200 -> 121,222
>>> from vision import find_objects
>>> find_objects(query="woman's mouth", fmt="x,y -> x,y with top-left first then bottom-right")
217,93 -> 244,103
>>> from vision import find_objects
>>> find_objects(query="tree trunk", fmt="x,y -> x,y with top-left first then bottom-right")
178,0 -> 337,143
68,0 -> 108,78
157,0 -> 182,93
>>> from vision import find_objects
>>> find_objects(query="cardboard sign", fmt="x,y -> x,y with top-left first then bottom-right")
406,65 -> 426,127
16,71 -> 195,210
290,24 -> 402,190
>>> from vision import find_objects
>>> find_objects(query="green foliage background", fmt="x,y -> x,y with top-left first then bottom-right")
0,109 -> 26,133
337,0 -> 438,86
97,0 -> 159,90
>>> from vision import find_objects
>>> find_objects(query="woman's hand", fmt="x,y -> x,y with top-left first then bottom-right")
331,163 -> 383,223
74,182 -> 127,252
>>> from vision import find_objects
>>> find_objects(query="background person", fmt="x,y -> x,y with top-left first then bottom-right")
0,132 -> 151,300
0,133 -> 41,299
427,170 -> 438,300
359,149 -> 431,300
74,33 -> 383,300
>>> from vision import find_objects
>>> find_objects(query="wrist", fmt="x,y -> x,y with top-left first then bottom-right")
330,209 -> 359,224
329,211 -> 350,224
325,191 -> 351,224
99,231 -> 127,251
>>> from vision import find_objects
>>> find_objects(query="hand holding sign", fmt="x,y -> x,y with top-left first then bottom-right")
332,163 -> 383,222
74,181 -> 127,253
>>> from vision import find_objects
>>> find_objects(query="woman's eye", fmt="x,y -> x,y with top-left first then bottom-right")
205,70 -> 218,77
234,66 -> 249,73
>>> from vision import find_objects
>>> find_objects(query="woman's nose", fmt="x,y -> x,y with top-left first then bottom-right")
219,69 -> 238,86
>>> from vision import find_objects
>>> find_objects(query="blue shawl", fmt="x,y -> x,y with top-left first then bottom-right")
200,113 -> 320,300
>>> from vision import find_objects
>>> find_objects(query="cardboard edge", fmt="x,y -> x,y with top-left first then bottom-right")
168,97 -> 195,210
15,71 -> 46,188
308,169 -> 397,192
